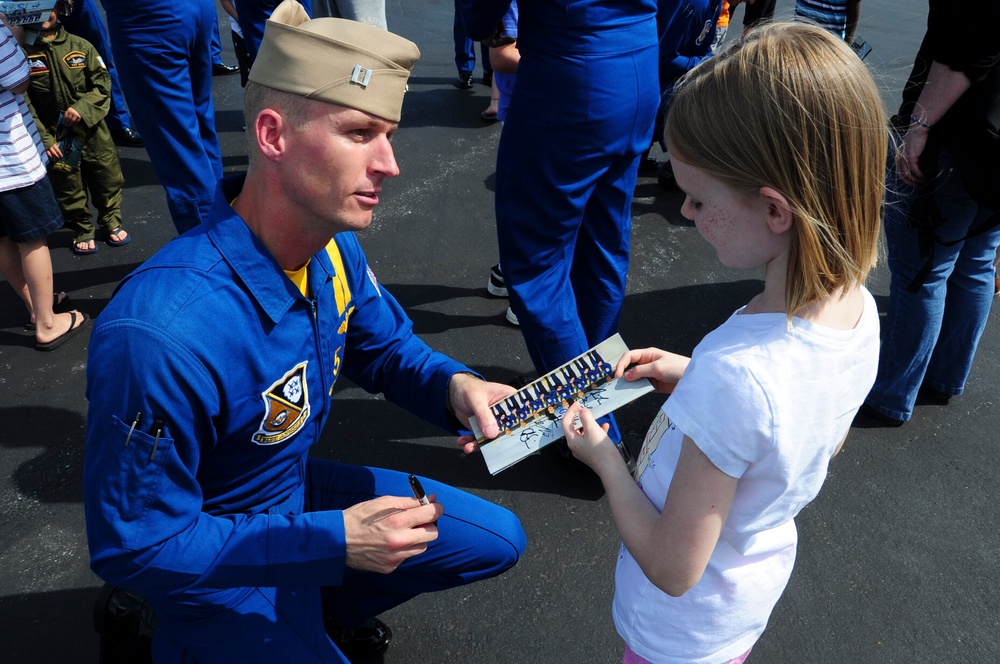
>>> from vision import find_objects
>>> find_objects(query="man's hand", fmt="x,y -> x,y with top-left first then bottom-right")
342,495 -> 443,574
448,373 -> 516,453
615,347 -> 690,394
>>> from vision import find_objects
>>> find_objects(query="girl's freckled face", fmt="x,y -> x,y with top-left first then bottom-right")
669,156 -> 779,269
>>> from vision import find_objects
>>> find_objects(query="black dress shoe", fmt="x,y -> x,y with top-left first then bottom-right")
111,127 -> 144,148
454,71 -> 474,89
482,70 -> 493,87
212,62 -> 240,76
326,616 -> 392,661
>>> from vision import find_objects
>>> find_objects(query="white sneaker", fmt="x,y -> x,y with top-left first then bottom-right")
487,263 -> 508,297
505,306 -> 519,326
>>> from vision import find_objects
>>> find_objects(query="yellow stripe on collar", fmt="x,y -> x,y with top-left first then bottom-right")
325,240 -> 352,317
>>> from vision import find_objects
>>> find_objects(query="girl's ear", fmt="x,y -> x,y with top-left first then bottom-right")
758,186 -> 794,234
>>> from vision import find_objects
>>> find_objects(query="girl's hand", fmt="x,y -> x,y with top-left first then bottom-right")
561,402 -> 619,472
615,348 -> 690,394
46,144 -> 63,160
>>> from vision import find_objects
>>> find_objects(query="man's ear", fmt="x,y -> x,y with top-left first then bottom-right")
254,109 -> 285,162
758,186 -> 793,234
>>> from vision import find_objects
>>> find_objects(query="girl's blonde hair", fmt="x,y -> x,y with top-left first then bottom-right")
666,22 -> 887,320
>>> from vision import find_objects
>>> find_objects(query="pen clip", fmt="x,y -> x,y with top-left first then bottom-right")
149,418 -> 165,461
125,412 -> 141,447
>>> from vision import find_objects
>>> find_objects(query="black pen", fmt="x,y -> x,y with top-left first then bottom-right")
408,474 -> 430,506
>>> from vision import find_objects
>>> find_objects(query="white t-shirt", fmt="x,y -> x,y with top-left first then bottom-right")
613,288 -> 880,663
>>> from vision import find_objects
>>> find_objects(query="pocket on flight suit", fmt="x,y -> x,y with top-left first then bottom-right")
93,414 -> 176,551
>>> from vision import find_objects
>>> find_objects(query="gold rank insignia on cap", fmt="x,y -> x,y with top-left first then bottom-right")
248,0 -> 421,123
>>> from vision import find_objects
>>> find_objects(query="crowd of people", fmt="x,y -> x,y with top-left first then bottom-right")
0,0 -> 996,662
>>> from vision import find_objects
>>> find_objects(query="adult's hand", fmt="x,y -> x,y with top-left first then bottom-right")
897,125 -> 929,187
615,347 -> 690,394
342,495 -> 443,574
448,373 -> 516,452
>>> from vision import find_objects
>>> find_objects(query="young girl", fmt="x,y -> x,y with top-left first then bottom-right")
561,23 -> 886,663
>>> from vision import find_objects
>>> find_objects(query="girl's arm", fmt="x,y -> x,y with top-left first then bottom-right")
563,405 -> 737,597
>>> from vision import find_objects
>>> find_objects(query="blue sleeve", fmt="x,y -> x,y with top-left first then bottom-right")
457,0 -> 514,41
657,2 -> 718,89
335,234 -> 471,432
84,317 -> 348,594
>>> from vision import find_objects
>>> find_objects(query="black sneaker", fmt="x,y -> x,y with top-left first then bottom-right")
326,616 -> 393,661
487,263 -> 508,297
454,71 -> 474,89
93,584 -> 157,664
505,306 -> 519,326
917,384 -> 952,405
482,70 -> 493,87
852,404 -> 905,428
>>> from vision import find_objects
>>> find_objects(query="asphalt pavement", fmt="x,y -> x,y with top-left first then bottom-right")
1,1 -> 997,662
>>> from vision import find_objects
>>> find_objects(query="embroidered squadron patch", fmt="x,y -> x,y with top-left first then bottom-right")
696,19 -> 713,46
63,51 -> 87,69
27,55 -> 49,75
253,361 -> 311,445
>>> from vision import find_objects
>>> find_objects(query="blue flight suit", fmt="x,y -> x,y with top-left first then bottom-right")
234,0 -> 314,64
491,1 -> 659,413
101,0 -> 222,234
453,0 -> 491,77
62,0 -> 133,134
652,0 -> 721,149
84,175 -> 526,661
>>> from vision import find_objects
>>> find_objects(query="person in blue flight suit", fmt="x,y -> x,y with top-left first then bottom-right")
100,0 -> 222,234
651,0 -> 723,189
84,3 -> 526,662
461,0 -> 659,446
234,0 -> 313,64
61,0 -> 143,147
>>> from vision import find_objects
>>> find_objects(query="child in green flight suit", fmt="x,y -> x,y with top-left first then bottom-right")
22,0 -> 130,255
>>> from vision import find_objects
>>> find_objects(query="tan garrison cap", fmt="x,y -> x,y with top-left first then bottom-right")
249,0 -> 420,123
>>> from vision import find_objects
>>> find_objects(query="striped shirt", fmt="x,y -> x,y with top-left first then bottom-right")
0,26 -> 47,192
795,0 -> 849,39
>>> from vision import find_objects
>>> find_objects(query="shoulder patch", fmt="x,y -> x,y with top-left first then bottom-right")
366,266 -> 381,296
63,50 -> 87,69
252,361 -> 311,445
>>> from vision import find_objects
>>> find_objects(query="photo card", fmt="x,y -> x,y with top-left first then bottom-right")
470,333 -> 654,475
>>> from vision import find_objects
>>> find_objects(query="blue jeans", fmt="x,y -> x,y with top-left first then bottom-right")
866,146 -> 1000,421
